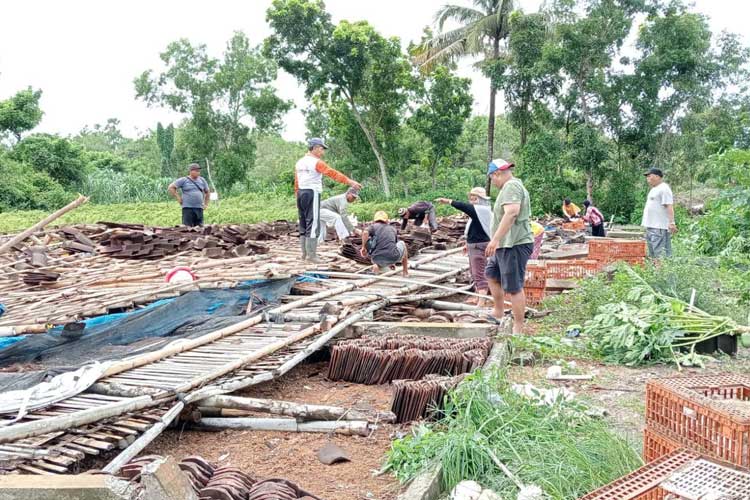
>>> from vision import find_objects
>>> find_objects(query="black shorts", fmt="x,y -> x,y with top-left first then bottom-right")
296,189 -> 321,238
182,207 -> 204,227
485,243 -> 534,293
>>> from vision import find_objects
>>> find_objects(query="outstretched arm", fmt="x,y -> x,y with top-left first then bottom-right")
316,160 -> 361,189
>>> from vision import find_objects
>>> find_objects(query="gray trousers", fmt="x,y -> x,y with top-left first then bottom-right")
645,228 -> 672,258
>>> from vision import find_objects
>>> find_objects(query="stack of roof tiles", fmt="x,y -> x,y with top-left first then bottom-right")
391,374 -> 465,423
327,335 -> 492,384
120,455 -> 321,500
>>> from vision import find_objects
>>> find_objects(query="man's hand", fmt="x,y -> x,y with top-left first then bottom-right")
203,203 -> 208,210
402,268 -> 409,277
435,197 -> 451,205
360,247 -> 367,258
462,243 -> 468,255
177,197 -> 183,205
669,222 -> 678,234
485,238 -> 499,257
349,180 -> 362,190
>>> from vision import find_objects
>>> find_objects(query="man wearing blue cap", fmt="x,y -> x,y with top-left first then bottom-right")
295,138 -> 361,262
484,158 -> 533,334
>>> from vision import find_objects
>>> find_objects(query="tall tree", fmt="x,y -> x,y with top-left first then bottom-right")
410,66 -> 473,188
414,0 -> 515,193
135,31 -> 291,190
265,0 -> 412,196
156,122 -> 175,176
0,88 -> 43,143
485,11 -> 556,147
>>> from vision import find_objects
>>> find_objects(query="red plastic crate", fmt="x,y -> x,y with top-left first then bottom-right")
645,374 -> 750,468
579,449 -> 697,500
643,427 -> 681,462
524,260 -> 547,288
546,259 -> 600,280
524,287 -> 545,306
580,449 -> 750,500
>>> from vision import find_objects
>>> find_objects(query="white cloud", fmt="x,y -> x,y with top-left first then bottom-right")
0,0 -> 746,142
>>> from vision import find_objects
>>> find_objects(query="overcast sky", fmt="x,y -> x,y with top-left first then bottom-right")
0,0 -> 747,142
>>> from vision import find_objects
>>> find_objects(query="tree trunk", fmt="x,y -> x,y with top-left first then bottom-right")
431,158 -> 438,190
347,96 -> 391,197
486,37 -> 501,195
586,171 -> 593,203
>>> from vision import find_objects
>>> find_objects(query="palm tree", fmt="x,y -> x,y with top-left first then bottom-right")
414,0 -> 515,193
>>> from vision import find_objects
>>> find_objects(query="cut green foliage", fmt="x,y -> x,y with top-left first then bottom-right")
583,268 -> 750,367
385,369 -> 641,499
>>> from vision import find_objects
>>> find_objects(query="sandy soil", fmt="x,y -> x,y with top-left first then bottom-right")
147,361 -> 405,500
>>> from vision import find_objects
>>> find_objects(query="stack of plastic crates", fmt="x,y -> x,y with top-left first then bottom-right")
580,449 -> 750,499
588,238 -> 647,267
523,260 -> 547,306
643,374 -> 750,468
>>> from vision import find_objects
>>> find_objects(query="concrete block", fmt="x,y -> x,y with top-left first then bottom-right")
0,474 -> 133,500
140,456 -> 198,500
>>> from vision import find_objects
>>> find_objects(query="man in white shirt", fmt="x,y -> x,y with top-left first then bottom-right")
642,168 -> 677,258
318,188 -> 360,243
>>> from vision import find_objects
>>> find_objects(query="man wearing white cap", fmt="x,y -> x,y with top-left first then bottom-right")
295,138 -> 361,262
318,188 -> 361,243
436,187 -> 492,304
484,159 -> 533,334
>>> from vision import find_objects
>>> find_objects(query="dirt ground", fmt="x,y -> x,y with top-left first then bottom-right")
147,361 -> 405,500
507,334 -> 750,449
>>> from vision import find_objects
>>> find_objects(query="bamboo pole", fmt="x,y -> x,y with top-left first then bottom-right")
197,395 -> 395,423
196,417 -> 371,436
101,402 -> 184,474
0,195 -> 89,254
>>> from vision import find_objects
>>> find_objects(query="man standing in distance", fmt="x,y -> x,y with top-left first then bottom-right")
168,163 -> 210,227
484,159 -> 534,334
295,138 -> 361,262
642,168 -> 677,258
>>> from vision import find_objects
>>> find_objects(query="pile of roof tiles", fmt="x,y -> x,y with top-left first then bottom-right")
327,335 -> 493,385
374,305 -> 484,323
339,216 -> 467,264
391,374 -> 464,423
120,455 -> 321,500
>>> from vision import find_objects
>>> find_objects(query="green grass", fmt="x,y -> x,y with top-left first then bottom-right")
0,193 -> 460,233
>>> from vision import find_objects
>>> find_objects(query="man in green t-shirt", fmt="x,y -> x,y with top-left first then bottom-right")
484,158 -> 534,333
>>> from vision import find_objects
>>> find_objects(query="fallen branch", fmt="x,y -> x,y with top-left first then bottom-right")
0,195 -> 89,254
197,395 -> 395,423
196,417 -> 372,436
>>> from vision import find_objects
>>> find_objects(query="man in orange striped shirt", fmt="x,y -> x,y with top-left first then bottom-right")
295,138 -> 361,262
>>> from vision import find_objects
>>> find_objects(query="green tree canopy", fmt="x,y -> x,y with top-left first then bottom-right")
0,88 -> 43,143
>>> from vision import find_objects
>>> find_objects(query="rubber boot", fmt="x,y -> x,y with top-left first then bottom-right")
300,236 -> 307,261
306,237 -> 320,264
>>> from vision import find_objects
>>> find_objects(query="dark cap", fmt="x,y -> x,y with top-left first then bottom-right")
188,163 -> 201,171
564,198 -> 571,204
644,167 -> 663,177
307,137 -> 329,149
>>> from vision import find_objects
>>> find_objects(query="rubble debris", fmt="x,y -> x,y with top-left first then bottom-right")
316,442 -> 351,465
327,335 -> 493,384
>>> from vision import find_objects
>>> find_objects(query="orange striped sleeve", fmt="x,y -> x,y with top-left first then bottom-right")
316,160 -> 351,185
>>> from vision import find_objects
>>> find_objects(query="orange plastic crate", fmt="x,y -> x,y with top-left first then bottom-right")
589,239 -> 647,259
524,260 -> 547,288
643,427 -> 681,462
645,374 -> 750,468
579,450 -> 697,500
524,287 -> 545,306
580,449 -> 750,500
546,259 -> 600,279
562,219 -> 585,231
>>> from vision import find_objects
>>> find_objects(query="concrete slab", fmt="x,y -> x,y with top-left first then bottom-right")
347,322 -> 499,339
0,474 -> 133,500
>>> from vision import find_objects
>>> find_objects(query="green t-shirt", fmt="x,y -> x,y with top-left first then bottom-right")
490,178 -> 533,248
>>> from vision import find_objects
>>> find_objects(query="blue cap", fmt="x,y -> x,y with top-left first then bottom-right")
308,137 -> 329,149
487,158 -> 514,175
